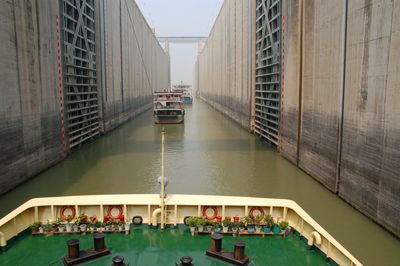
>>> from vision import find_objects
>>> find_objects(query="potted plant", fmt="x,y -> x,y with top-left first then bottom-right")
117,220 -> 124,231
231,223 -> 239,236
88,215 -> 97,231
124,221 -> 130,231
96,221 -> 104,232
254,214 -> 263,233
43,221 -> 53,233
197,217 -> 206,232
77,213 -> 88,224
65,215 -> 74,232
30,222 -> 42,233
272,220 -> 281,235
53,218 -> 65,233
205,220 -> 213,232
238,219 -> 245,233
213,220 -> 222,233
187,216 -> 198,235
105,219 -> 113,231
71,218 -> 79,232
244,216 -> 254,233
79,223 -> 87,233
87,223 -> 95,232
222,216 -> 231,233
263,215 -> 274,233
112,219 -> 119,231
279,221 -> 289,234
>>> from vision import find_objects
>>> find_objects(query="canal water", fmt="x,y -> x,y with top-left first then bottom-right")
0,100 -> 398,265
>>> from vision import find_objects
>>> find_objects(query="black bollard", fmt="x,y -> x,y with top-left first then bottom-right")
210,233 -> 223,252
67,239 -> 80,259
234,241 -> 246,260
177,256 -> 193,266
112,255 -> 127,266
94,232 -> 106,251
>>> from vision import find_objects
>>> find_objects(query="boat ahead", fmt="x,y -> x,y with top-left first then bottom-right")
173,83 -> 193,104
181,94 -> 193,104
153,91 -> 185,124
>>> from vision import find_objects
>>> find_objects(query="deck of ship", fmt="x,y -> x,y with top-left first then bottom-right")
0,225 -> 336,266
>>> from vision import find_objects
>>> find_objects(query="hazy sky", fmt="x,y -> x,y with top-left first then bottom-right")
135,0 -> 224,86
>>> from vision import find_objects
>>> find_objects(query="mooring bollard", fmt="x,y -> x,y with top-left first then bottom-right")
112,255 -> 127,266
94,232 -> 106,251
210,233 -> 223,252
67,239 -> 80,259
177,256 -> 193,266
234,241 -> 246,260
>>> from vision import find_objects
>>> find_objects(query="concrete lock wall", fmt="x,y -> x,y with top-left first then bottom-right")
279,0 -> 301,164
282,0 -> 400,237
0,0 -> 169,195
0,0 -> 64,195
298,0 -> 344,191
197,0 -> 255,129
99,0 -> 169,132
340,0 -> 400,238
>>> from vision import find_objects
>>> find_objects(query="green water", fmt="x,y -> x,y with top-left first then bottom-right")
0,226 -> 333,266
0,100 -> 399,265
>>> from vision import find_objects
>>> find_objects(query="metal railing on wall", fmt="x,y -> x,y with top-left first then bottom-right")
62,0 -> 100,149
254,0 -> 281,146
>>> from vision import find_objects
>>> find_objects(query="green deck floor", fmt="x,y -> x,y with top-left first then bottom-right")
0,225 -> 335,265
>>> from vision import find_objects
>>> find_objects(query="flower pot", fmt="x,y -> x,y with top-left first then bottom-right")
239,227 -> 244,233
247,226 -> 255,234
272,225 -> 281,234
73,225 -> 79,232
198,226 -> 204,232
263,226 -> 271,233
80,224 -> 87,232
118,225 -> 123,231
232,228 -> 238,236
206,226 -> 212,232
58,226 -> 65,233
214,227 -> 221,233
124,223 -> 130,231
39,227 -> 44,234
66,224 -> 72,232
222,226 -> 228,233
105,226 -> 111,231
190,227 -> 195,236
255,226 -> 261,233
281,227 -> 289,235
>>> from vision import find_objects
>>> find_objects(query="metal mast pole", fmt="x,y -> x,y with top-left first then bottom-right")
160,129 -> 165,229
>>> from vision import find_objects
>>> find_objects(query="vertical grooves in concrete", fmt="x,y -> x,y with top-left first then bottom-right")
296,0 -> 303,167
119,0 -> 124,111
335,0 -> 349,193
